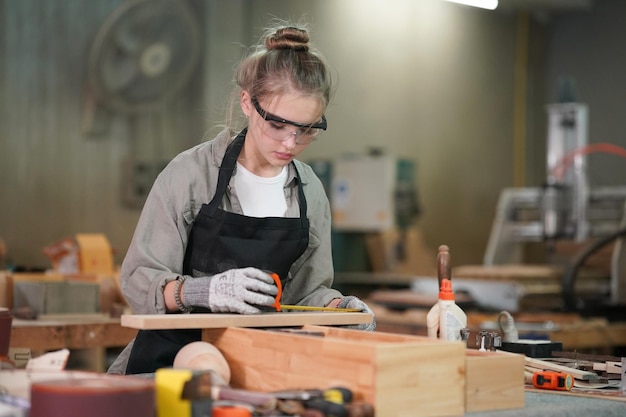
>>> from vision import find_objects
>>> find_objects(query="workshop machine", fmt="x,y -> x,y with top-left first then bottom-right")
484,102 -> 626,313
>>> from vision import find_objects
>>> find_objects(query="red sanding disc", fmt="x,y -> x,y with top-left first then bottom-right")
30,374 -> 154,417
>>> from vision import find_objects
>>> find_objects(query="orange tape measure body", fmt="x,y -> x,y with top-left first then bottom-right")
532,371 -> 574,391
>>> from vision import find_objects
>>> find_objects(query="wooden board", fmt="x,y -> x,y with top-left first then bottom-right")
121,312 -> 372,330
466,349 -> 525,412
453,264 -> 563,281
524,357 -> 599,381
11,315 -> 137,351
11,314 -> 137,372
453,264 -> 608,285
550,322 -> 626,349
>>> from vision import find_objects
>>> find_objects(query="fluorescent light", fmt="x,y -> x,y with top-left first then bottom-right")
442,0 -> 499,10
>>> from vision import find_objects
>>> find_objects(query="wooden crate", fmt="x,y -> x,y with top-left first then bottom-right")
13,280 -> 100,315
4,273 -> 65,309
203,325 -> 466,417
465,349 -> 525,412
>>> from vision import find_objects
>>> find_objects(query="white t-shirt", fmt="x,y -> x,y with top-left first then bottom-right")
235,162 -> 288,217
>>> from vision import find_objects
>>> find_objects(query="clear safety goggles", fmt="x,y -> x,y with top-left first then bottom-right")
252,97 -> 327,145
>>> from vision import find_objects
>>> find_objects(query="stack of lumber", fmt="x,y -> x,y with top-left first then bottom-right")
523,353 -> 625,401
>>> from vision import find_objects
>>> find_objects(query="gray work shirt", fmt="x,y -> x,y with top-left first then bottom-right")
120,128 -> 342,314
109,128 -> 342,374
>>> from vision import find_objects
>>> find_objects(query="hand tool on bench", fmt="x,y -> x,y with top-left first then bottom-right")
181,371 -> 277,412
272,387 -> 350,417
531,371 -> 574,391
182,371 -> 276,408
157,360 -> 275,417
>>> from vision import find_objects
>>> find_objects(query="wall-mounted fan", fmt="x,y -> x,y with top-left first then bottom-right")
81,0 -> 203,207
84,0 -> 202,116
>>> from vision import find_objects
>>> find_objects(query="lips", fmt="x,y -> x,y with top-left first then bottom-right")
274,151 -> 293,160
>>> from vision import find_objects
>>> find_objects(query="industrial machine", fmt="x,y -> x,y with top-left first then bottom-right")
484,102 -> 626,312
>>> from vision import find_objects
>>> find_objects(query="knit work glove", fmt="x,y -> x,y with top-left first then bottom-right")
337,296 -> 376,331
182,267 -> 278,315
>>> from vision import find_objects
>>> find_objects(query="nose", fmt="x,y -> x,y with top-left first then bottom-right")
281,131 -> 298,148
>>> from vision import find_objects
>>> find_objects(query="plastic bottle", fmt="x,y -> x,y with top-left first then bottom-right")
427,277 -> 467,340
426,245 -> 467,340
426,297 -> 440,338
437,278 -> 467,341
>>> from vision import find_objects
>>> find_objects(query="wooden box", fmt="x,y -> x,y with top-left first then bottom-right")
465,349 -> 525,412
203,325 -> 466,417
75,234 -> 115,274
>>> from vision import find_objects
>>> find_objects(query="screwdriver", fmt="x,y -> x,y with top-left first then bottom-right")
305,386 -> 352,417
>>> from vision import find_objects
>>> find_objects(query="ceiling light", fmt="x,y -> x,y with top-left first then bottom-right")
443,0 -> 499,10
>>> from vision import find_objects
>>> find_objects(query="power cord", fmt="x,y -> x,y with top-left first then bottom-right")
562,224 -> 626,311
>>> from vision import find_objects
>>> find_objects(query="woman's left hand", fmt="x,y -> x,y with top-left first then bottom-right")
337,296 -> 376,331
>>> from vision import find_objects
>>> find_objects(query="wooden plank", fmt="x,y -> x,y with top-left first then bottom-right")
593,362 -> 622,374
453,265 -> 562,281
11,317 -> 136,351
550,322 -> 626,349
11,323 -> 67,350
368,289 -> 473,309
121,312 -> 373,330
524,357 -> 599,381
551,351 -> 623,363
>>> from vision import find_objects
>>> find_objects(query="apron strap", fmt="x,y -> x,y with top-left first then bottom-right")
206,129 -> 246,216
295,169 -> 308,225
207,127 -> 308,225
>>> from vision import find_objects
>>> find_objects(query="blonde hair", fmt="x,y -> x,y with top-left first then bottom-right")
225,23 -> 333,132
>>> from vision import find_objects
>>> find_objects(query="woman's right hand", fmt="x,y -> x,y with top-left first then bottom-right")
182,268 -> 278,314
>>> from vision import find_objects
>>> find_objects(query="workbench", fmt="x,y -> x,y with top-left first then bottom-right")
468,391 -> 625,417
372,304 -> 626,351
335,271 -> 626,352
10,314 -> 137,371
121,313 -> 625,416
2,372 -> 622,417
8,312 -> 625,416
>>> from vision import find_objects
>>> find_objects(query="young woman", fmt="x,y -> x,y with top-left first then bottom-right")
109,23 -> 375,375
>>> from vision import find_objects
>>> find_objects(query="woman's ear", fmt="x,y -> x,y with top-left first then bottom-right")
240,90 -> 252,117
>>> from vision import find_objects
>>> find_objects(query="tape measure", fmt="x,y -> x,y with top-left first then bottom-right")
532,371 -> 574,391
269,273 -> 360,312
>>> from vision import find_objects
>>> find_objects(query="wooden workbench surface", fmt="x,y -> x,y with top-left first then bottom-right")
121,311 -> 372,330
11,314 -> 137,351
370,305 -> 626,350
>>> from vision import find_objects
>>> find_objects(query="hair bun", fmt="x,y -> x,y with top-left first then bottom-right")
265,27 -> 309,51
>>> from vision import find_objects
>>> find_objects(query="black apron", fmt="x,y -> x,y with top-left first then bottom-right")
125,129 -> 309,374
